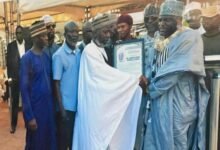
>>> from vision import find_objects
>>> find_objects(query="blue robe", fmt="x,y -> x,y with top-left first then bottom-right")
20,50 -> 56,150
144,29 -> 209,150
134,32 -> 159,150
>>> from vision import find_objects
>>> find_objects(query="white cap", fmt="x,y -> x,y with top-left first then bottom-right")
183,2 -> 201,15
41,15 -> 55,25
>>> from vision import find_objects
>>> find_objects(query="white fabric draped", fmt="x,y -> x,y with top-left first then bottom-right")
73,41 -> 142,150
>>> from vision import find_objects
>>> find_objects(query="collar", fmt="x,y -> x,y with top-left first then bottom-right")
92,41 -> 108,60
63,41 -> 78,54
16,40 -> 24,45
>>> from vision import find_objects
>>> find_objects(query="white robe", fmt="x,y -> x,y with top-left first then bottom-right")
73,41 -> 142,150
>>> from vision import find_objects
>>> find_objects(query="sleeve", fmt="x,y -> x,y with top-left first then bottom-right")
6,43 -> 12,78
19,55 -> 34,122
52,53 -> 63,80
149,72 -> 185,99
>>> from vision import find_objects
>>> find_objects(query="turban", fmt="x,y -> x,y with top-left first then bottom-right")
144,3 -> 160,17
183,1 -> 201,15
202,6 -> 220,18
117,14 -> 133,26
160,0 -> 184,17
30,21 -> 47,37
41,15 -> 55,26
92,13 -> 117,31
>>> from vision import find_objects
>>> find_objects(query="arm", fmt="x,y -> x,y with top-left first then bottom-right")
19,56 -> 37,130
53,80 -> 66,118
52,54 -> 66,118
6,43 -> 12,78
149,72 -> 185,99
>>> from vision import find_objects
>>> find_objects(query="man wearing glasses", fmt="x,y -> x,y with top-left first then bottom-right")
134,3 -> 160,150
41,15 -> 60,60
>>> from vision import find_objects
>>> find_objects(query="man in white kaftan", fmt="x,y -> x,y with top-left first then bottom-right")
73,13 -> 144,150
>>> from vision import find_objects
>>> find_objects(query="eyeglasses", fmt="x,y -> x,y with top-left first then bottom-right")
46,24 -> 56,29
144,16 -> 158,23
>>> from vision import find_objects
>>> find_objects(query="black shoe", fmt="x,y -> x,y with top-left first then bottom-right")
10,127 -> 16,134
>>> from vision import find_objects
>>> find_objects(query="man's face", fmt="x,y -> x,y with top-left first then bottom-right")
16,27 -> 24,43
97,27 -> 111,46
117,22 -> 131,40
83,27 -> 92,45
185,10 -> 201,29
36,32 -> 48,49
202,15 -> 220,33
46,23 -> 56,41
64,25 -> 79,48
144,15 -> 159,33
159,16 -> 178,38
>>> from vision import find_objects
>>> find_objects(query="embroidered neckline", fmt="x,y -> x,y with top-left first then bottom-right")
154,27 -> 186,52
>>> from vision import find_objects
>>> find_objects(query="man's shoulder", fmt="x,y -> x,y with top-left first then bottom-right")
21,50 -> 32,61
84,42 -> 96,53
52,43 -> 60,50
53,47 -> 64,58
174,28 -> 201,43
8,40 -> 16,47
182,28 -> 200,37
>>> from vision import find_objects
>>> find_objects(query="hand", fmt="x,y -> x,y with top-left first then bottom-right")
60,110 -> 68,121
139,75 -> 148,94
28,118 -> 37,131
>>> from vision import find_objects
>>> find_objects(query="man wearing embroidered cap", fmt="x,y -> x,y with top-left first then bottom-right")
20,20 -> 57,150
144,0 -> 209,149
183,1 -> 205,34
104,13 -> 118,66
134,3 -> 160,150
72,13 -> 145,149
41,15 -> 59,59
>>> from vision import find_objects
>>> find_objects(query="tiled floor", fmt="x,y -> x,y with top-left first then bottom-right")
0,101 -> 25,150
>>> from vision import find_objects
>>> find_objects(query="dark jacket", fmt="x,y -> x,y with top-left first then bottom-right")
6,40 -> 31,80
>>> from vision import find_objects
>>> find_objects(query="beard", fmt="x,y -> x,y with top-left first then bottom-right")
48,32 -> 55,41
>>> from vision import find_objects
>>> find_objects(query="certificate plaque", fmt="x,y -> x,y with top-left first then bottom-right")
114,39 -> 144,77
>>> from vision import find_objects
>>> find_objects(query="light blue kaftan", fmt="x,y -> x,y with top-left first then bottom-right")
134,32 -> 159,150
143,29 -> 209,150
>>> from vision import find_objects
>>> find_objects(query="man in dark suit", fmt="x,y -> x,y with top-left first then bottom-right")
6,25 -> 31,134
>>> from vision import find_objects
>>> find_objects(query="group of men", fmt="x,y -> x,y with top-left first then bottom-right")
5,0 -> 220,149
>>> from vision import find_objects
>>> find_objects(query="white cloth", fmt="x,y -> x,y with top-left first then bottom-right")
17,40 -> 25,58
197,25 -> 205,35
73,41 -> 142,150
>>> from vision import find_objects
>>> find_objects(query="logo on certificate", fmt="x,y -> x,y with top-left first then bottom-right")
119,52 -> 124,62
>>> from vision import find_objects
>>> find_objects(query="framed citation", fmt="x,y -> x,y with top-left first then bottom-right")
114,39 -> 144,77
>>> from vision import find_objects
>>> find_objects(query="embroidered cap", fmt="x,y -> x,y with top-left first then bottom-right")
30,21 -> 47,37
92,13 -> 117,31
160,0 -> 184,17
144,3 -> 160,17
